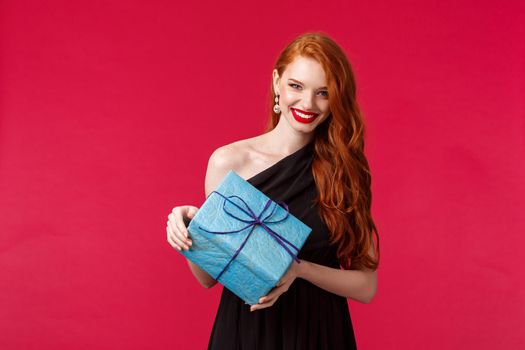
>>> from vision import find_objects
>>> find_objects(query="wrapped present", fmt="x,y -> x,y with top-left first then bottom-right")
180,170 -> 312,305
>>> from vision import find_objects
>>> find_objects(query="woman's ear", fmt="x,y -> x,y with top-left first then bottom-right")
272,69 -> 280,95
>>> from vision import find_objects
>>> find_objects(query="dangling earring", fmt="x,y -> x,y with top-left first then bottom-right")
273,94 -> 281,114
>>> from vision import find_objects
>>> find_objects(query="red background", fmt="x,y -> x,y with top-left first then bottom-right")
1,1 -> 524,349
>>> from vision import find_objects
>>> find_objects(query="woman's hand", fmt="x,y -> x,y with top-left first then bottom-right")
250,259 -> 302,312
167,205 -> 199,251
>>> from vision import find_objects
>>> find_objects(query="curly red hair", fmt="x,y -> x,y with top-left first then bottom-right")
266,32 -> 380,271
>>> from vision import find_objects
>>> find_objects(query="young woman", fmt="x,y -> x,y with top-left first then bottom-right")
167,32 -> 380,350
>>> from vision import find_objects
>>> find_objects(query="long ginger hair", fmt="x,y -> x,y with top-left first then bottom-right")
266,32 -> 380,271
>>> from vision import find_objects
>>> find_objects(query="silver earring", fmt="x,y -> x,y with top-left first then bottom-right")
273,94 -> 281,114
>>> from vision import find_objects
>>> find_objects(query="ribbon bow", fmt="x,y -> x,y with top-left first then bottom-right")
199,190 -> 301,281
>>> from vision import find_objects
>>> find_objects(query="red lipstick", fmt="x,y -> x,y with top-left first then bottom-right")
290,108 -> 319,124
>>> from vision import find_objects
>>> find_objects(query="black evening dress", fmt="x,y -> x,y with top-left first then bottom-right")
207,141 -> 358,350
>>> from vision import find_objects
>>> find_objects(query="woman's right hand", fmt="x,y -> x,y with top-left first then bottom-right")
167,205 -> 199,251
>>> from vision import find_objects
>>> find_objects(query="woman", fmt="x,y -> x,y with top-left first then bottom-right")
167,32 -> 380,349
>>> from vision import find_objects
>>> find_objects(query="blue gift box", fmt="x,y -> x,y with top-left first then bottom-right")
180,170 -> 312,305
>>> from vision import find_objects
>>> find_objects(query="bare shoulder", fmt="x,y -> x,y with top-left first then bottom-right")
204,140 -> 252,197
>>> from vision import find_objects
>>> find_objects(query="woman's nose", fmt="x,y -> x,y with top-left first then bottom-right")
301,92 -> 316,109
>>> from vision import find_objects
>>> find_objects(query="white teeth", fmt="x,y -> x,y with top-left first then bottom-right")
293,109 -> 318,119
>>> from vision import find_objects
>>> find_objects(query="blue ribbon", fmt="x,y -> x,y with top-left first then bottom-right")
198,190 -> 301,281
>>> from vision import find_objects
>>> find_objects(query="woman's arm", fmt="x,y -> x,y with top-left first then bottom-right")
298,244 -> 378,303
187,259 -> 217,288
184,145 -> 241,289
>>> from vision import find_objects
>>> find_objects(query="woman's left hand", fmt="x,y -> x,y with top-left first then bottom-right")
250,259 -> 303,312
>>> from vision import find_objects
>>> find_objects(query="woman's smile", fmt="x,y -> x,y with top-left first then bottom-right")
290,107 -> 320,124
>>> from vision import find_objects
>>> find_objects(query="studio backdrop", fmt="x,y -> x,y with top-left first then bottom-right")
1,1 -> 524,349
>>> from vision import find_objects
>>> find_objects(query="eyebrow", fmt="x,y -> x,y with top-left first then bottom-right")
288,78 -> 327,90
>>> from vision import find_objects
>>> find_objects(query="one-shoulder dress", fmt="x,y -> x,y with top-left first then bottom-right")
207,141 -> 358,350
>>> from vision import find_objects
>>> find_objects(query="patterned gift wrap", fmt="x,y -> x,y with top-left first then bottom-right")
180,170 -> 312,305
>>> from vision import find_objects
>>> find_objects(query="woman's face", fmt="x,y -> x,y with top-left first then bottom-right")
273,55 -> 331,133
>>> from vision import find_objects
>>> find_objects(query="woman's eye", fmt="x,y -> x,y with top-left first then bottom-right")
289,84 -> 328,97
